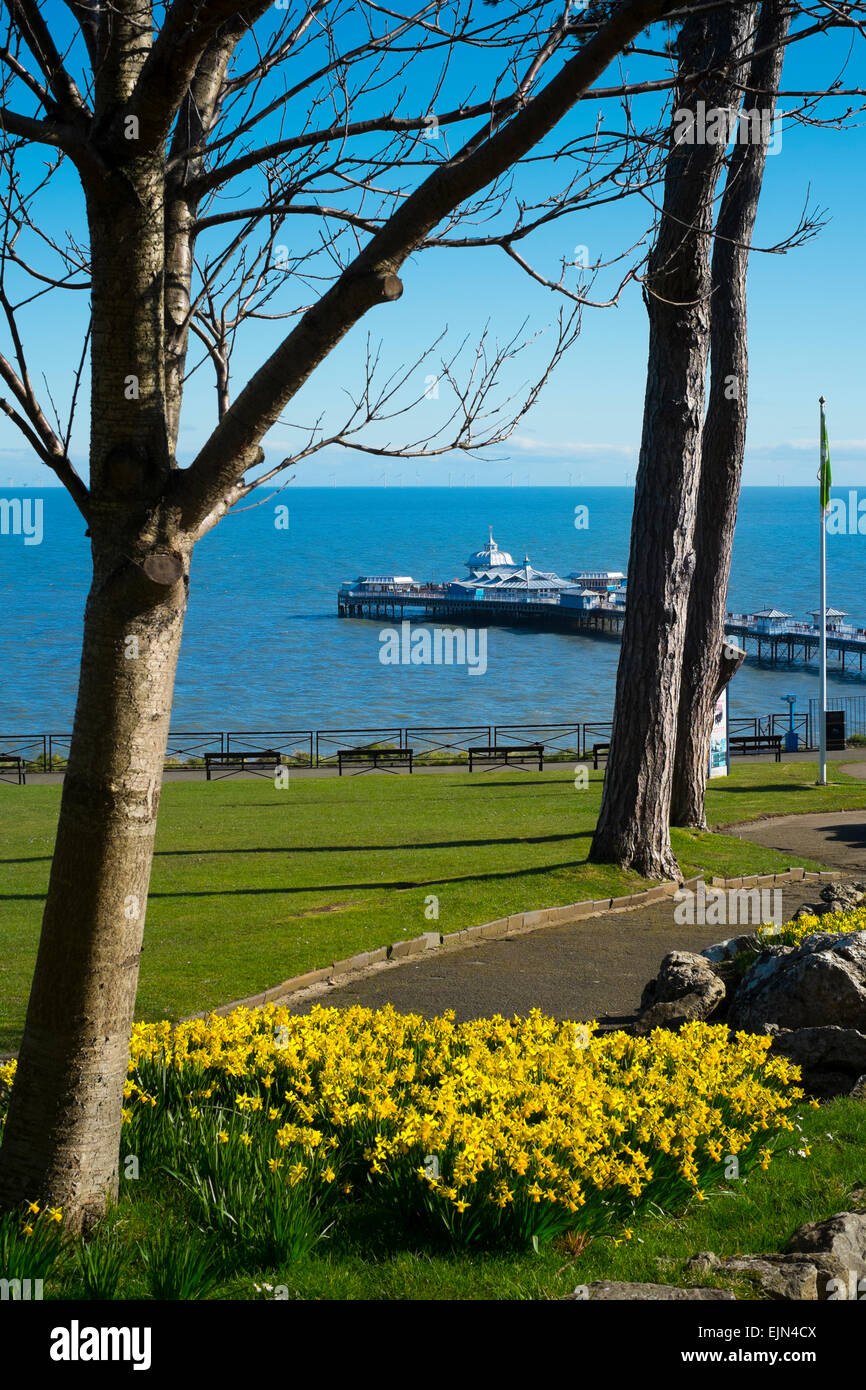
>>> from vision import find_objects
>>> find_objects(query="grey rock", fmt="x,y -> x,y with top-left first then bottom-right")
728,931 -> 866,1032
768,1026 -> 866,1097
685,1252 -> 721,1274
702,934 -> 761,964
784,1211 -> 866,1297
638,951 -> 726,1030
717,1255 -> 819,1301
579,1281 -> 735,1302
819,883 -> 865,912
635,993 -> 724,1034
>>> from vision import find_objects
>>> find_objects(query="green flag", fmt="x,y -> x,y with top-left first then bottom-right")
820,405 -> 832,511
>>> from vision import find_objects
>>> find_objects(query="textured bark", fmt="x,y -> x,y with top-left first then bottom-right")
0,558 -> 188,1222
590,3 -> 753,878
671,0 -> 789,829
0,1 -> 188,1227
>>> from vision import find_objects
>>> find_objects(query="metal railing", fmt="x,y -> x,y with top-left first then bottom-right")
226,730 -> 313,765
404,726 -> 491,761
314,727 -> 404,765
8,705 -> 858,773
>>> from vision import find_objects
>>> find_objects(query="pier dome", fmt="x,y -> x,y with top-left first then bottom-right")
465,527 -> 515,573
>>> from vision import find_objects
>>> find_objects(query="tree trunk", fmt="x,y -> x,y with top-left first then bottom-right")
0,553 -> 188,1225
0,3 -> 187,1225
671,0 -> 789,829
590,3 -> 754,878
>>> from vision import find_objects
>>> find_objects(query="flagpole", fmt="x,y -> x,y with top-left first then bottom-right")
818,395 -> 828,786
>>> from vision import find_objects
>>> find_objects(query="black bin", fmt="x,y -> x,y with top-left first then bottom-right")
825,709 -> 846,751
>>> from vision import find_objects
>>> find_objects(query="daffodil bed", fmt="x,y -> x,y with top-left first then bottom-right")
757,905 -> 866,948
0,1005 -> 806,1262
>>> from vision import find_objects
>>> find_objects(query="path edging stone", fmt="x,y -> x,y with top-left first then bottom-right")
184,865 -> 825,1021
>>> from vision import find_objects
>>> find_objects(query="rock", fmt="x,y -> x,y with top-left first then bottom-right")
702,934 -> 760,963
575,1281 -> 735,1301
852,1075 -> 866,1100
820,883 -> 865,912
728,931 -> 866,1032
767,1026 -> 866,1098
849,1187 -> 866,1208
685,1252 -> 721,1274
638,951 -> 726,1031
716,1255 -> 819,1301
635,994 -> 723,1033
784,1211 -> 866,1297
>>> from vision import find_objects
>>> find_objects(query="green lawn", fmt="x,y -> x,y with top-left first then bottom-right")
1,760 -> 865,1050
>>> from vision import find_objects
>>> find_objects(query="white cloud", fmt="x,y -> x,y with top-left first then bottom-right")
509,434 -> 635,458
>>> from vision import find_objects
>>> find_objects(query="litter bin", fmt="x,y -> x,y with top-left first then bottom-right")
785,729 -> 800,753
826,709 -> 846,751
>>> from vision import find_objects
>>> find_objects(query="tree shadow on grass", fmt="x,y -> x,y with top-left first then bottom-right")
0,829 -> 596,868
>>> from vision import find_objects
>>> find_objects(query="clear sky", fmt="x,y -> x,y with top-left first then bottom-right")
1,4 -> 863,491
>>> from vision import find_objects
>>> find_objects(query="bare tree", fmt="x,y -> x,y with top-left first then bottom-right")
0,0 -> 698,1228
590,0 -> 862,876
671,0 -> 794,828
590,0 -> 756,878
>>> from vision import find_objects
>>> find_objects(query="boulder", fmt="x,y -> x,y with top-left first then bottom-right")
819,882 -> 865,913
784,1211 -> 866,1297
637,951 -> 726,1031
702,934 -> 761,964
767,1025 -> 866,1099
715,1256 -> 819,1301
567,1281 -> 735,1301
728,931 -> 866,1032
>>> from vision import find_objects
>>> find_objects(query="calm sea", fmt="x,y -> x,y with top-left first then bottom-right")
2,486 -> 864,732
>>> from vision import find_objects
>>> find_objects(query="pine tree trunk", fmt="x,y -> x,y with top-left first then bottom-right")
590,3 -> 753,879
671,0 -> 789,829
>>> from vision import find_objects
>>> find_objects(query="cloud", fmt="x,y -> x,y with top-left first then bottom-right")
508,434 -> 635,459
748,439 -> 866,458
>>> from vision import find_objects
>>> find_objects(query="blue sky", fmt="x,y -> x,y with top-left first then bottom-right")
1,5 -> 863,490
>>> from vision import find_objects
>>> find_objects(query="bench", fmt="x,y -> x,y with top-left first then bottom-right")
468,743 -> 544,772
204,749 -> 283,780
337,746 -> 413,775
0,755 -> 26,785
729,734 -> 782,762
592,742 -> 610,769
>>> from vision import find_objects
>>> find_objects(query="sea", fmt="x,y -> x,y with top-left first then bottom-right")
2,485 -> 865,734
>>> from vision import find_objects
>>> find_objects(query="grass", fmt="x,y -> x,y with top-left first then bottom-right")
1,759 -> 865,1050
12,1093 -> 865,1301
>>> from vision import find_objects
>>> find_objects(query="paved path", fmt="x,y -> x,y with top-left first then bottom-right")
729,808 -> 866,875
286,880 -> 826,1025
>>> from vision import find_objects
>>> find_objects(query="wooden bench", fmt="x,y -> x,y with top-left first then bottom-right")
337,746 -> 413,775
729,734 -> 782,762
0,754 -> 26,785
592,742 -> 610,769
468,743 -> 544,772
204,749 -> 283,780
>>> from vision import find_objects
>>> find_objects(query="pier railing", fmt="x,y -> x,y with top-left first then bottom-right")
9,699 -> 866,771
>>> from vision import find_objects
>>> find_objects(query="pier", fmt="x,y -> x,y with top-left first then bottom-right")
337,530 -> 866,675
337,585 -> 626,636
724,613 -> 866,672
337,586 -> 866,669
